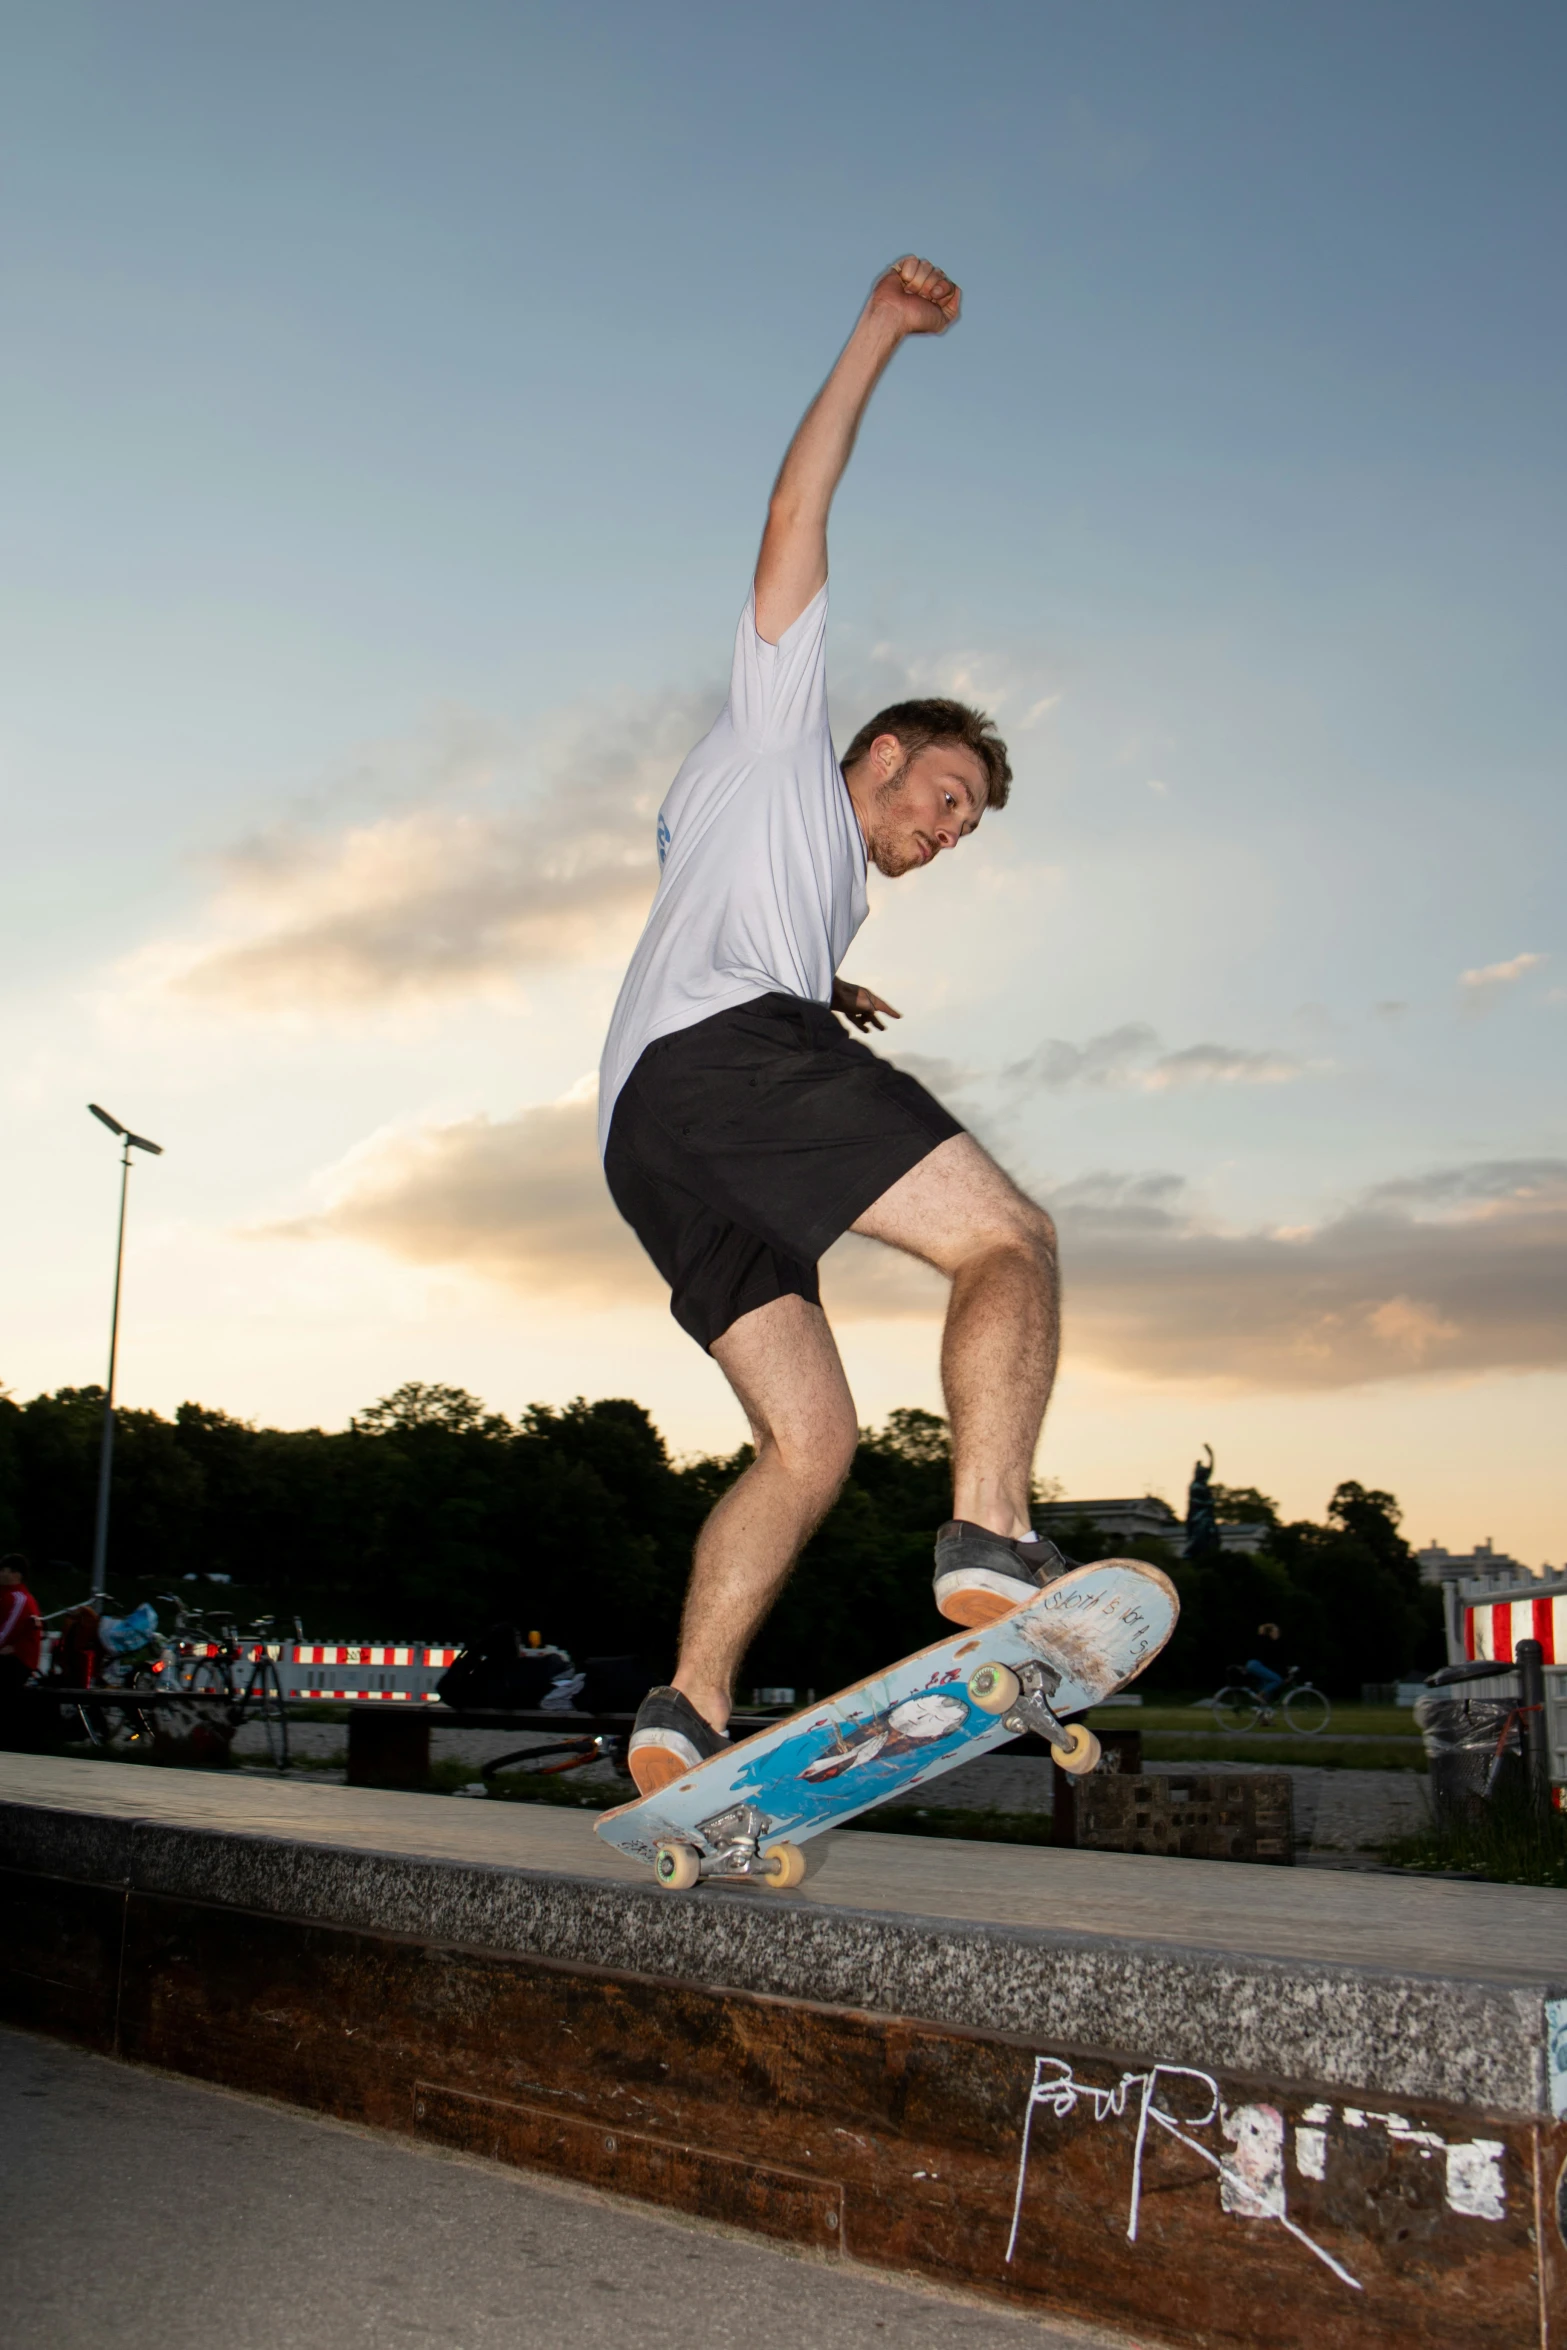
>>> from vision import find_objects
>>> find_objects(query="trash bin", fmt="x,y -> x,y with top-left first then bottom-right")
1414,1689 -> 1524,1827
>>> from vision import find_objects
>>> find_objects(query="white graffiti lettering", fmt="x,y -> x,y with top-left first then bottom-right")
1007,2057 -> 1362,2291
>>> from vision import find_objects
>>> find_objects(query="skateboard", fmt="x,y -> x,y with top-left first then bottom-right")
594,1557 -> 1178,1891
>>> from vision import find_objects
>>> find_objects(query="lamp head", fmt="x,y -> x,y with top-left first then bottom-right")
87,1104 -> 164,1156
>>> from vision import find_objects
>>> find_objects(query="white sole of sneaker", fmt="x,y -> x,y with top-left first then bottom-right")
933,1564 -> 1038,1629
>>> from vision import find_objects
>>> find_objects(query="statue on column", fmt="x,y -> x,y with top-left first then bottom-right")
1184,1444 -> 1220,1559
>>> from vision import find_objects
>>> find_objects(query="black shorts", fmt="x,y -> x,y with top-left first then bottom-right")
604,993 -> 964,1352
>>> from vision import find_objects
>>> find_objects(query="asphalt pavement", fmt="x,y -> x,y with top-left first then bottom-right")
0,2026 -> 1136,2350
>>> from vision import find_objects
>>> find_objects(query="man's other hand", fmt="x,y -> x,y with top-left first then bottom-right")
832,978 -> 902,1032
866,255 -> 961,338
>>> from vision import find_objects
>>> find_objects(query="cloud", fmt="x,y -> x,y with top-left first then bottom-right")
884,1051 -> 983,1100
1003,1025 -> 1307,1094
1053,1159 -> 1567,1389
853,640 -> 1056,735
264,1081 -> 954,1323
264,1088 -> 1567,1393
1459,950 -> 1546,1014
265,1086 -> 661,1304
133,688 -> 718,1018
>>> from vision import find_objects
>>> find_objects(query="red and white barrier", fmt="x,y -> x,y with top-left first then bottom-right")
283,1644 -> 460,1701
1465,1595 -> 1566,1666
1462,1595 -> 1567,1797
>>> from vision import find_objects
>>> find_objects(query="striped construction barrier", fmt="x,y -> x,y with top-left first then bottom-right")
1464,1593 -> 1566,1664
1461,1593 -> 1567,1797
283,1644 -> 460,1701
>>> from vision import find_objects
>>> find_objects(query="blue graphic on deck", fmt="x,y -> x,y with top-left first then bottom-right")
730,1682 -> 975,1810
656,812 -> 672,867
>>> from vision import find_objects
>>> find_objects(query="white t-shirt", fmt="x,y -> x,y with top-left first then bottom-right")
597,584 -> 868,1155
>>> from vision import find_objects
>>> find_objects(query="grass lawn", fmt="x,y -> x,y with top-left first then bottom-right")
1092,1699 -> 1419,1737
1138,1736 -> 1423,1771
1088,1698 -> 1425,1769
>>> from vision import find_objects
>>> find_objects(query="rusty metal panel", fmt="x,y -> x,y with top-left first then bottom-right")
0,1868 -> 1543,2348
0,1866 -> 123,2049
106,1888 -> 1556,2346
996,2051 -> 1547,2349
1541,2119 -> 1567,2350
411,2079 -> 843,2249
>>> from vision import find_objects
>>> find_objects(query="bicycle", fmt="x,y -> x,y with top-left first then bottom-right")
178,1610 -> 290,1772
1208,1662 -> 1331,1736
40,1588 -> 161,1752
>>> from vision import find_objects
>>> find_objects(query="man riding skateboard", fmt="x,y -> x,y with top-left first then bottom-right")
600,257 -> 1069,1797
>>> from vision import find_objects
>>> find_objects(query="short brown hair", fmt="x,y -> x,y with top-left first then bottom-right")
840,697 -> 1012,811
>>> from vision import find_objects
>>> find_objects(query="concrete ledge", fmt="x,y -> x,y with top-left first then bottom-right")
2,1756 -> 1561,2116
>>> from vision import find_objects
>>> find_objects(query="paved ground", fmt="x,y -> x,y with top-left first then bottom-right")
6,1752 -> 1561,1978
0,2027 -> 1134,2350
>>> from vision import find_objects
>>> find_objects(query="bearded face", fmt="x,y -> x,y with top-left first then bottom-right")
863,757 -> 927,877
854,740 -> 989,877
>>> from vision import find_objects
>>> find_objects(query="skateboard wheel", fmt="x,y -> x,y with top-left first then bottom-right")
967,1662 -> 1020,1716
1051,1724 -> 1100,1776
762,1841 -> 807,1889
653,1842 -> 701,1890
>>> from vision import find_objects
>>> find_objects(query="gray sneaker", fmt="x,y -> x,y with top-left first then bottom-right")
628,1684 -> 730,1797
932,1521 -> 1075,1627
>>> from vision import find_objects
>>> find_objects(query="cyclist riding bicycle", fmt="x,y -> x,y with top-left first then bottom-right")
1242,1620 -> 1285,1697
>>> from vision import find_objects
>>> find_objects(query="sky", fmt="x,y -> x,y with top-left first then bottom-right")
3,0 -> 1564,1562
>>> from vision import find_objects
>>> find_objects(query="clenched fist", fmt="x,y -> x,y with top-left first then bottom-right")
866,255 -> 961,338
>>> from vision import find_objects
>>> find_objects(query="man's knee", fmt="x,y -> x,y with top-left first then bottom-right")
762,1395 -> 859,1501
960,1195 -> 1057,1280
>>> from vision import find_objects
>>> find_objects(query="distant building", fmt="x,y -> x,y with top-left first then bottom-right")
1416,1537 -> 1535,1592
1034,1496 -> 1271,1557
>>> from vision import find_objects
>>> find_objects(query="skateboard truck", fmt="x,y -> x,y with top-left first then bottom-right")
651,1802 -> 809,1894
967,1659 -> 1101,1775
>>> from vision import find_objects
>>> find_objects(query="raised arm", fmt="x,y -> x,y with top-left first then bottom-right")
752,255 -> 960,645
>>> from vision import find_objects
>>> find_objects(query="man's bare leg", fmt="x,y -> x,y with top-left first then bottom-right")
672,1294 -> 859,1734
852,1134 -> 1059,1538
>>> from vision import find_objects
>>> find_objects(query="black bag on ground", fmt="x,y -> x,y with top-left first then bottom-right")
436,1626 -> 567,1711
1414,1690 -> 1525,1825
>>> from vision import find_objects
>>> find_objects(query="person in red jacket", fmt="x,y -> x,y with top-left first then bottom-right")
0,1553 -> 44,1694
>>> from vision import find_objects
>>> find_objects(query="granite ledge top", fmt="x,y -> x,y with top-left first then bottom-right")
4,1752 -> 1564,1993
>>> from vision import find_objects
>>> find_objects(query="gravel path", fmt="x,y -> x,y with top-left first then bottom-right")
230,1723 -> 1432,1857
881,1750 -> 1431,1855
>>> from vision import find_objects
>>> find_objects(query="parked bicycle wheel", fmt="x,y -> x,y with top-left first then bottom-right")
1283,1683 -> 1331,1735
113,1670 -> 165,1750
1210,1686 -> 1261,1732
245,1657 -> 289,1771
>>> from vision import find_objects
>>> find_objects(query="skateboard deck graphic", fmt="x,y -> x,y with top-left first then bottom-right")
595,1557 -> 1178,1889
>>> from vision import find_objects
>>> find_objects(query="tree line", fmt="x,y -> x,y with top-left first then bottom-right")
0,1381 -> 1443,1696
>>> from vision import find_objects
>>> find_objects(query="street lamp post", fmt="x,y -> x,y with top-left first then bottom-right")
87,1104 -> 163,1603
